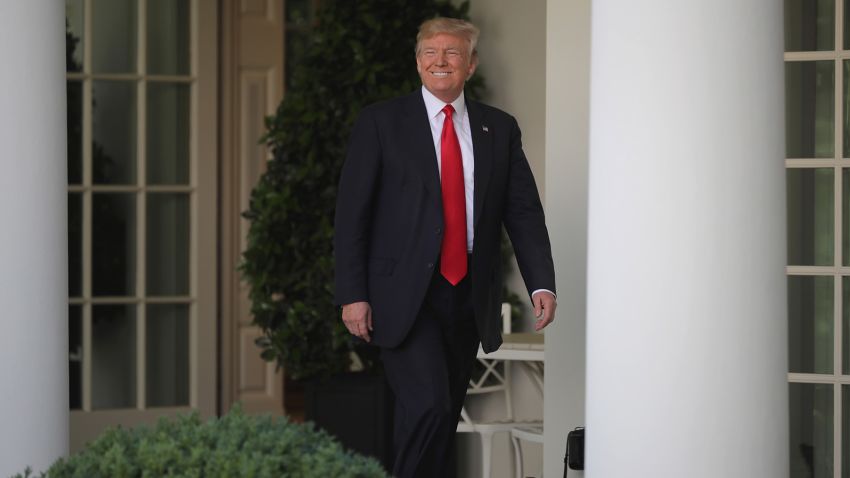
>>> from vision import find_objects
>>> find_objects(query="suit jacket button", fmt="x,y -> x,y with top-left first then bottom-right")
435,227 -> 441,235
427,262 -> 434,269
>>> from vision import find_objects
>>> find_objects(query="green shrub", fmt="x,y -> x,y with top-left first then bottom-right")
14,406 -> 388,478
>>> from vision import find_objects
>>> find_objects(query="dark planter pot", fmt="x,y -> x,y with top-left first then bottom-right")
305,371 -> 394,471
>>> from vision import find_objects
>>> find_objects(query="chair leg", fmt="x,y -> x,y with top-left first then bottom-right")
481,431 -> 494,478
511,432 -> 524,478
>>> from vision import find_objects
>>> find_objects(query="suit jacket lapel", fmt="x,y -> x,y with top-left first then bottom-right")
404,92 -> 442,204
468,100 -> 492,229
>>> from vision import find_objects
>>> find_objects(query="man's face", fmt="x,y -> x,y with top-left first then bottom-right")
416,33 -> 477,103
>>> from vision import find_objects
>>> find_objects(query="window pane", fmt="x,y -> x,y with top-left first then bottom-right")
69,305 -> 82,410
786,61 -> 835,158
65,0 -> 84,72
788,276 -> 834,374
147,194 -> 189,296
790,383 -> 833,477
92,81 -> 137,184
785,0 -> 834,52
147,83 -> 190,184
845,169 -> 850,266
146,304 -> 189,407
147,0 -> 189,75
67,81 -> 82,184
69,193 -> 82,297
843,385 -> 850,477
845,0 -> 850,49
787,168 -> 835,266
92,305 -> 136,409
92,194 -> 136,296
91,0 -> 137,73
844,278 -> 850,374
842,62 -> 850,157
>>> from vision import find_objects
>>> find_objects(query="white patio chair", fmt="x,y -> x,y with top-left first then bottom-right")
510,425 -> 544,478
457,303 -> 543,478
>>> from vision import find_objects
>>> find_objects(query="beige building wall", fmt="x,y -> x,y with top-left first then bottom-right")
457,2 -> 548,476
470,0 -> 547,201
469,0 -> 547,325
544,0 -> 591,475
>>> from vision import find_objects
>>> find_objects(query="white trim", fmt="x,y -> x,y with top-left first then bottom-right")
788,373 -> 850,384
69,297 -> 194,305
136,0 -> 148,411
191,0 -> 218,417
80,0 -> 93,415
786,51 -> 844,61
69,0 -> 218,448
68,185 -> 195,192
786,159 -> 848,167
787,266 -> 850,275
786,3 -> 849,475
835,3 -> 844,471
66,73 -> 194,82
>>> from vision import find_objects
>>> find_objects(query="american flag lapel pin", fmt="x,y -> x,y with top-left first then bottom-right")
482,125 -> 489,133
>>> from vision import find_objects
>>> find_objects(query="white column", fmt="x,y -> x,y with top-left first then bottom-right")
586,1 -> 787,477
0,2 -> 69,475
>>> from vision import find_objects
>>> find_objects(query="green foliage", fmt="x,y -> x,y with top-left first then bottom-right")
14,406 -> 388,478
240,0 -> 483,380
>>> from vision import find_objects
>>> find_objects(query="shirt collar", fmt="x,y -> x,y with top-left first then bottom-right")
421,86 -> 466,121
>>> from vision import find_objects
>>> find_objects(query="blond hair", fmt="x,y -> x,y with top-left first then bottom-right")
415,17 -> 480,57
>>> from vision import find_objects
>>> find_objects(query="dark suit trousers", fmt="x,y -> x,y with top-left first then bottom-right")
380,262 -> 480,478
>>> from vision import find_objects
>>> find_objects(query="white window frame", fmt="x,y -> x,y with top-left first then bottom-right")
787,0 -> 850,475
66,0 -> 216,450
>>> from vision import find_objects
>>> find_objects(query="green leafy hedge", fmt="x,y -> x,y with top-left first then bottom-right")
15,407 -> 387,478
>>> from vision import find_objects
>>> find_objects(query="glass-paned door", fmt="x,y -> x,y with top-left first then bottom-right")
785,0 -> 850,476
65,0 -> 216,450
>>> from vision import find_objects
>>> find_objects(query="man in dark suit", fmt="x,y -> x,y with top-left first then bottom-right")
334,17 -> 556,477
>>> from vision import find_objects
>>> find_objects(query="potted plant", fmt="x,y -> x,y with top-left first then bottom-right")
239,0 -> 487,470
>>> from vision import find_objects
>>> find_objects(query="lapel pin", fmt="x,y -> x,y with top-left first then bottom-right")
482,125 -> 489,133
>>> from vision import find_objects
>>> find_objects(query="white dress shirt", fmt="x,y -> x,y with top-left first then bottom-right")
421,86 -> 475,252
421,86 -> 555,302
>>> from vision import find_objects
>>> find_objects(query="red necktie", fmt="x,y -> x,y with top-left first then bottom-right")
440,104 -> 467,285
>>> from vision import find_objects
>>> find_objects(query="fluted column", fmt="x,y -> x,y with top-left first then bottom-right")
585,1 -> 787,476
0,1 -> 69,475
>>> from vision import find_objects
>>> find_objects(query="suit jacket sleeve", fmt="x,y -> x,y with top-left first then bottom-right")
502,116 -> 557,298
334,108 -> 381,306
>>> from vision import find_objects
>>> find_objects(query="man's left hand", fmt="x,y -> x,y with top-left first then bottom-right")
532,291 -> 557,331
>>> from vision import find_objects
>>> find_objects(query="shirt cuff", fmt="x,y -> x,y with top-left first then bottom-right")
531,289 -> 556,300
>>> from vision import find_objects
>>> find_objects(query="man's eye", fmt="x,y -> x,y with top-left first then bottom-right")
447,50 -> 459,56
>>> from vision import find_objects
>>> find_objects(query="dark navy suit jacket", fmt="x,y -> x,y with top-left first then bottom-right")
334,90 -> 555,353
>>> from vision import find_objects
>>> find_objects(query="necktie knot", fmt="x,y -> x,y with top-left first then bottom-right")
443,104 -> 455,118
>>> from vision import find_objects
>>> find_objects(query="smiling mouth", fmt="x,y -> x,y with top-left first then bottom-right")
430,71 -> 451,77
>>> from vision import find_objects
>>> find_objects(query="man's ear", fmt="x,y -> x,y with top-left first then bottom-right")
466,57 -> 478,80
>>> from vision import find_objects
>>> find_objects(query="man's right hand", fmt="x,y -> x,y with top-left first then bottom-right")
342,301 -> 373,342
